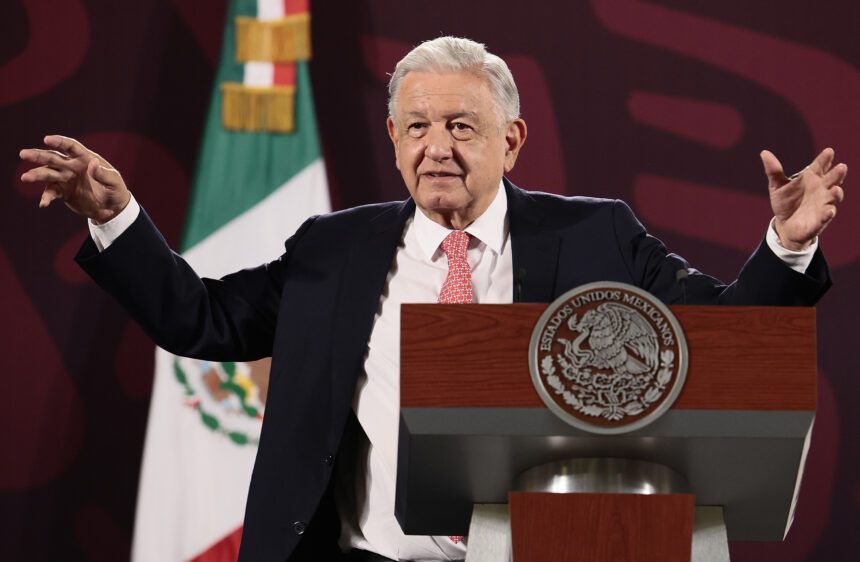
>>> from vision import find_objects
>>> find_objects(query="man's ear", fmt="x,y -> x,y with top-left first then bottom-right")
387,116 -> 401,171
503,118 -> 527,173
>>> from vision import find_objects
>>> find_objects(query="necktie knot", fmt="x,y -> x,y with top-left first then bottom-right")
440,230 -> 470,260
438,231 -> 473,304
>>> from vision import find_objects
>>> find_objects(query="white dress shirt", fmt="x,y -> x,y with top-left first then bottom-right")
90,185 -> 815,562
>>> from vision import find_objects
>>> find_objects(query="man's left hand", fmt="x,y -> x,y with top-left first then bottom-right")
761,148 -> 846,251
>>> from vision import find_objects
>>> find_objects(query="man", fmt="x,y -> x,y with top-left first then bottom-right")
19,37 -> 845,562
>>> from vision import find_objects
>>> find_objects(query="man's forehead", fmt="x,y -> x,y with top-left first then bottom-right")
396,71 -> 494,116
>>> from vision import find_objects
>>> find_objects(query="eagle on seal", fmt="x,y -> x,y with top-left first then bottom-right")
561,303 -> 660,378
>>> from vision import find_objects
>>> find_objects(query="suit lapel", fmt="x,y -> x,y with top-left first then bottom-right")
330,199 -> 415,417
506,180 -> 561,303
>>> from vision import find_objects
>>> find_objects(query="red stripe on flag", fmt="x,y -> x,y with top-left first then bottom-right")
187,526 -> 243,562
284,0 -> 308,15
273,62 -> 296,86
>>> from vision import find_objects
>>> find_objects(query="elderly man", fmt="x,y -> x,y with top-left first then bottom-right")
20,37 -> 844,562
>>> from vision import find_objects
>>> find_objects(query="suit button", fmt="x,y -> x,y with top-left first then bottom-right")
293,521 -> 306,535
323,455 -> 334,466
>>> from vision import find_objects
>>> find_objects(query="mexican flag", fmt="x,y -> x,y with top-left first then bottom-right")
131,0 -> 329,560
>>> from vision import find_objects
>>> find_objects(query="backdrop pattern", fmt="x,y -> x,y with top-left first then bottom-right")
1,0 -> 858,560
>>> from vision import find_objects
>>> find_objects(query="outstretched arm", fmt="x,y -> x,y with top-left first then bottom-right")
19,135 -> 307,361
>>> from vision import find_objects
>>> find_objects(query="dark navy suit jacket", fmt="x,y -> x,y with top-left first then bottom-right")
76,180 -> 831,561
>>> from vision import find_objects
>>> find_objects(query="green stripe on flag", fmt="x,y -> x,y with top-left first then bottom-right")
182,1 -> 322,251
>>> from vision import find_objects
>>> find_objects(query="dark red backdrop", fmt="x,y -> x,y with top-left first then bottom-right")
2,1 -> 858,560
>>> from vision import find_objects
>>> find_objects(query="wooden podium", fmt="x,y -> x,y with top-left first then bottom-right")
396,304 -> 816,561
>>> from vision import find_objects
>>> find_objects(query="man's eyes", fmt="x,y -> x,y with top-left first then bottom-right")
404,122 -> 474,136
406,123 -> 427,137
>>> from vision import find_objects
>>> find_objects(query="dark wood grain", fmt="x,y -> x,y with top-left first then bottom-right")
509,492 -> 694,562
401,304 -> 816,410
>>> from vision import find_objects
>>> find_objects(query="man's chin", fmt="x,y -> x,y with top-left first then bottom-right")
419,195 -> 468,213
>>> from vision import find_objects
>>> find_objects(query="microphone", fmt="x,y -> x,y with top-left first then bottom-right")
674,260 -> 689,305
514,268 -> 527,302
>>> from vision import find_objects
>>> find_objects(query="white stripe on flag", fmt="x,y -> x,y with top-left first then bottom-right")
183,159 -> 329,279
243,61 -> 274,87
257,0 -> 283,20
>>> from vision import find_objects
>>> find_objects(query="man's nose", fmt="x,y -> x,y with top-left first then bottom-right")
424,125 -> 453,162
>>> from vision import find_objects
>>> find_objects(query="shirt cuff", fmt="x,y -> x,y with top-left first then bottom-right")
765,217 -> 817,274
88,195 -> 140,252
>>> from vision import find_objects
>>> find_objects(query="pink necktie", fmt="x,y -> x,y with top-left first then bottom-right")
438,231 -> 473,304
438,230 -> 470,545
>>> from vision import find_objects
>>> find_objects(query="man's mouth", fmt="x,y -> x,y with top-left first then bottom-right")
425,172 -> 459,178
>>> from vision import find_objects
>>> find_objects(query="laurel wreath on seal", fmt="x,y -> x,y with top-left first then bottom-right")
540,349 -> 675,421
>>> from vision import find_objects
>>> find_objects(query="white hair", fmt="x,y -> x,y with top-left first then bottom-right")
387,36 -> 520,124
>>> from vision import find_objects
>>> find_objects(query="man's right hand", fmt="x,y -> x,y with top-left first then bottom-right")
20,135 -> 130,224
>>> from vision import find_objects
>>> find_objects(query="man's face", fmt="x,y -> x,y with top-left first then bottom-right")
387,71 -> 526,229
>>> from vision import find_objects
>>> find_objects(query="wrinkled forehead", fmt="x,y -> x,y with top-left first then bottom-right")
393,70 -> 500,122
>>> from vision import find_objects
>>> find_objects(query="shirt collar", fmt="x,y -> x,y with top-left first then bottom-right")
413,180 -> 508,261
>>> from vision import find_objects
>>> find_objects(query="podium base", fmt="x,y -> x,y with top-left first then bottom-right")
462,458 -> 728,562
463,504 -> 728,562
